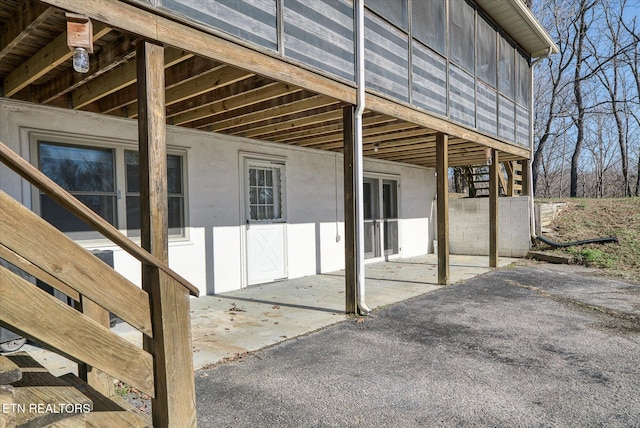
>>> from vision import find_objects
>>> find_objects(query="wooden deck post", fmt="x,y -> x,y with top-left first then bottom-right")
521,159 -> 530,196
137,40 -> 197,427
343,105 -> 357,313
436,132 -> 449,285
489,149 -> 499,268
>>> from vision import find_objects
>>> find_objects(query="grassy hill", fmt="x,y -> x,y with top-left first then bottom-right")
536,198 -> 640,284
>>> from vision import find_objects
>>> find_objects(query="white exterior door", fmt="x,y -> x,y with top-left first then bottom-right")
244,160 -> 287,285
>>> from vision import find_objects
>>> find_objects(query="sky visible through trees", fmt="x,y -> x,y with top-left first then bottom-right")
531,0 -> 639,198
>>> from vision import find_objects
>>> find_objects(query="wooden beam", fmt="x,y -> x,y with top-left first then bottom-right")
298,122 -> 420,148
210,94 -> 336,133
270,114 -> 393,144
237,108 -> 342,140
173,82 -> 301,126
129,65 -> 253,118
137,41 -> 197,428
436,133 -> 449,285
489,149 -> 499,268
3,22 -> 111,97
167,76 -> 277,118
343,105 -> 357,314
73,47 -> 191,109
36,35 -> 137,104
0,1 -> 55,62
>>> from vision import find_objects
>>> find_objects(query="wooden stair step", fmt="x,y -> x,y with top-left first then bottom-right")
3,353 -> 92,427
58,374 -> 151,428
1,384 -> 17,428
0,354 -> 22,384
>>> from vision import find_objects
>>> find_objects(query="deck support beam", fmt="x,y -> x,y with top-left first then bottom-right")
489,149 -> 499,268
436,133 -> 449,285
343,105 -> 357,313
137,40 -> 197,427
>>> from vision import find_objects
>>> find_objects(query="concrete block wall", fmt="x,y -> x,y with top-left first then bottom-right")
448,196 -> 531,257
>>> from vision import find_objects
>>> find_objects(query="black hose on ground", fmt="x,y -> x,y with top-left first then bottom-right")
536,234 -> 618,248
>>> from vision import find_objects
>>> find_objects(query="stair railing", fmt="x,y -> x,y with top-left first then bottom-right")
0,141 -> 198,427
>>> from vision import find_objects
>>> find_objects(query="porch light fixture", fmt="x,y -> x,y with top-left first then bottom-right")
373,142 -> 380,153
485,147 -> 492,165
66,13 -> 93,73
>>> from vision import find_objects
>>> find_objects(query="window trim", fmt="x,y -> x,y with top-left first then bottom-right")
29,131 -> 189,245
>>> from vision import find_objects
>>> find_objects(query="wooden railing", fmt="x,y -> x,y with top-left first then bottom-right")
0,141 -> 198,427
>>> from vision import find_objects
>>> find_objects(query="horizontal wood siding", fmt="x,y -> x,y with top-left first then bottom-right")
284,0 -> 354,82
160,0 -> 277,51
499,95 -> 516,141
412,42 -> 447,117
449,64 -> 475,128
364,10 -> 409,102
515,104 -> 530,147
477,81 -> 497,136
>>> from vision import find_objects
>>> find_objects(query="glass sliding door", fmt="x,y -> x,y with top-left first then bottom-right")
382,180 -> 399,255
362,177 -> 399,259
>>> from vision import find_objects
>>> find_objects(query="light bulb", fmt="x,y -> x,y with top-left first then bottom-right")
72,47 -> 90,73
374,143 -> 379,153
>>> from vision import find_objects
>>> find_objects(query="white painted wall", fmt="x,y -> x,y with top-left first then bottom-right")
448,196 -> 531,257
0,99 -> 435,295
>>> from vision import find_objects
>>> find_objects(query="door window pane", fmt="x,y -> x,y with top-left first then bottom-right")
248,165 -> 283,221
382,181 -> 397,219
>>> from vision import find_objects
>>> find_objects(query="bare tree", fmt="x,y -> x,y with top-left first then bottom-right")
531,0 -> 576,192
569,0 -> 598,197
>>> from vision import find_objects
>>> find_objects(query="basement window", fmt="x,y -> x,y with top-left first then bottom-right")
34,137 -> 187,241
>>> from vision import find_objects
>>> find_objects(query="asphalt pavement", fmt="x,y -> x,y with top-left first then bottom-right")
195,263 -> 640,427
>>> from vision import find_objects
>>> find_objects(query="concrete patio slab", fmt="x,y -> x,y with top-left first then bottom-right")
18,254 -> 516,375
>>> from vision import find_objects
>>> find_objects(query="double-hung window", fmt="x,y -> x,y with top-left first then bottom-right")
34,136 -> 187,241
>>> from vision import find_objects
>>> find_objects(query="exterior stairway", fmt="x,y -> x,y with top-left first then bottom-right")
465,161 -> 523,197
1,352 -> 151,427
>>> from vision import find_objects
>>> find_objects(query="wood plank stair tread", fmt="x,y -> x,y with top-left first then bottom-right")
2,352 -> 150,427
1,384 -> 17,428
0,354 -> 22,384
58,374 -> 151,428
13,386 -> 92,427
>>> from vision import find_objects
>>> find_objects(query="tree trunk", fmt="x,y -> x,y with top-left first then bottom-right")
570,1 -> 594,197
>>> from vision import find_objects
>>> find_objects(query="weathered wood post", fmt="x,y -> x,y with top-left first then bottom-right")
436,132 -> 449,285
343,105 -> 357,313
137,40 -> 197,427
489,149 -> 499,268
